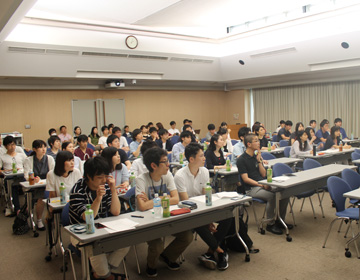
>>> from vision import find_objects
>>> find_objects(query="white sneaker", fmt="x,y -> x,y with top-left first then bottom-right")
5,208 -> 13,217
37,219 -> 45,231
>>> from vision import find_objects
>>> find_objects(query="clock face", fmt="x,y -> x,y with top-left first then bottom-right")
126,36 -> 138,49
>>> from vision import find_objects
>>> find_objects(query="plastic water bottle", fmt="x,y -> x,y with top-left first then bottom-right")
60,183 -> 66,204
351,132 -> 354,140
205,183 -> 212,206
179,153 -> 183,164
203,142 -> 208,151
267,166 -> 273,183
226,159 -> 231,171
153,193 -> 162,218
161,193 -> 170,218
29,171 -> 35,185
12,158 -> 17,174
85,204 -> 95,234
339,141 -> 343,152
130,172 -> 136,188
268,141 -> 271,151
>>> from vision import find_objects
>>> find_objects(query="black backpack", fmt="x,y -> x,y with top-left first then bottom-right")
224,213 -> 253,252
12,203 -> 30,235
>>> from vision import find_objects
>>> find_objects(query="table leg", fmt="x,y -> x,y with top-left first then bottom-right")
27,191 -> 39,237
276,192 -> 292,242
234,206 -> 250,262
80,246 -> 90,280
6,179 -> 15,212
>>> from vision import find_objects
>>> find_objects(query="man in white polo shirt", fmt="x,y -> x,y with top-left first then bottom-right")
174,143 -> 231,271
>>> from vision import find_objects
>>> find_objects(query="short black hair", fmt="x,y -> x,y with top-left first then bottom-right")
334,118 -> 342,124
280,120 -> 285,124
147,122 -> 153,127
62,142 -> 72,150
320,119 -> 329,127
112,126 -> 121,134
217,128 -> 228,136
77,134 -> 88,143
132,129 -> 142,141
220,122 -> 227,127
108,123 -> 114,129
107,134 -> 119,146
54,151 -> 74,177
238,127 -> 251,140
48,135 -> 60,147
101,146 -> 122,172
3,136 -> 15,147
101,125 -> 108,132
183,124 -> 192,131
285,120 -> 293,126
170,121 -> 176,126
309,120 -> 316,125
143,147 -> 167,173
60,125 -> 66,131
185,143 -> 203,161
158,129 -> 168,137
84,156 -> 111,181
48,128 -> 56,136
183,119 -> 188,125
149,127 -> 158,134
180,131 -> 192,143
207,123 -> 215,130
32,139 -> 46,149
74,126 -> 81,133
244,134 -> 257,147
140,139 -> 158,155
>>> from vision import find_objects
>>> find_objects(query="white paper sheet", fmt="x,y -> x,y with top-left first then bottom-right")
272,176 -> 292,183
101,218 -> 139,233
190,195 -> 220,203
216,192 -> 239,198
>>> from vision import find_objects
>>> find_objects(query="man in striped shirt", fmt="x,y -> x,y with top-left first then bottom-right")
70,156 -> 129,280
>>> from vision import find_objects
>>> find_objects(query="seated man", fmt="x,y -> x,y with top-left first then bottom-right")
205,124 -> 216,141
277,120 -> 292,142
231,127 -> 251,166
107,134 -> 131,170
175,143 -> 231,270
70,156 -> 129,280
155,129 -> 173,153
315,119 -> 330,145
148,127 -> 159,142
74,134 -> 94,160
129,129 -> 143,159
308,120 -> 317,132
99,125 -> 110,150
183,124 -> 197,143
135,147 -> 193,277
112,126 -> 130,152
58,125 -> 73,143
237,134 -> 291,235
0,136 -> 27,216
171,131 -> 192,162
168,121 -> 180,137
334,118 -> 348,139
46,135 -> 61,160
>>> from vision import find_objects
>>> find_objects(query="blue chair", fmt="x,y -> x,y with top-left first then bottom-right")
200,137 -> 207,143
351,152 -> 360,172
341,168 -> 360,206
87,143 -> 95,151
170,135 -> 180,145
261,152 -> 276,160
279,140 -> 289,147
231,139 -> 238,146
126,137 -> 133,145
354,148 -> 360,154
322,176 -> 359,258
272,135 -> 278,142
283,146 -> 291,158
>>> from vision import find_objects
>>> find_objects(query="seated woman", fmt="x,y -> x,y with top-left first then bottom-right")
88,126 -> 100,150
73,126 -> 82,146
289,122 -> 304,145
290,131 -> 312,158
24,139 -> 55,230
217,128 -> 234,153
205,134 -> 228,170
101,147 -> 130,194
46,151 -> 82,198
324,126 -> 351,150
253,125 -> 276,151
62,142 -> 82,173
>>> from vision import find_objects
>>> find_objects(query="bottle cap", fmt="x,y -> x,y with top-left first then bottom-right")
86,204 -> 91,209
163,193 -> 167,196
154,193 -> 159,198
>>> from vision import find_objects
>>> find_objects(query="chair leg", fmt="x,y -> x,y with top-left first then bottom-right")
68,249 -> 77,280
323,218 -> 342,248
316,190 -> 325,218
308,197 -> 316,219
122,258 -> 129,280
288,200 -> 296,226
252,202 -> 259,230
338,220 -> 344,233
344,222 -> 351,238
194,232 -> 198,241
133,245 -> 141,275
299,198 -> 306,212
290,197 -> 296,213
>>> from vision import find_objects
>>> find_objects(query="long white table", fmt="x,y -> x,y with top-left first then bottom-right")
65,195 -> 252,280
343,188 -> 360,258
343,139 -> 360,147
259,164 -> 357,242
298,148 -> 354,165
20,180 -> 47,237
268,147 -> 286,158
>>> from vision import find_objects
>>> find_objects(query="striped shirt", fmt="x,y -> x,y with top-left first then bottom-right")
69,178 -> 112,224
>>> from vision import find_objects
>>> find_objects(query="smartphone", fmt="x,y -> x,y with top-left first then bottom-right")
95,223 -> 106,229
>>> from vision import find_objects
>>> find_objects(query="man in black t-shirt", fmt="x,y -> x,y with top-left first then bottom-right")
237,134 -> 291,235
277,120 -> 293,142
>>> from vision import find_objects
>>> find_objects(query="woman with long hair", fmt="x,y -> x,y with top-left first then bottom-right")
324,126 -> 350,150
205,134 -> 228,170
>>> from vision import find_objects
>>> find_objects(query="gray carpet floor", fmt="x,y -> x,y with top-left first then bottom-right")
0,192 -> 359,280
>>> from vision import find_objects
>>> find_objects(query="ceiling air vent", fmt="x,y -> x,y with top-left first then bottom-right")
170,57 -> 193,62
46,49 -> 79,55
193,59 -> 213,64
250,47 -> 297,59
8,46 -> 45,54
82,51 -> 128,58
128,54 -> 168,60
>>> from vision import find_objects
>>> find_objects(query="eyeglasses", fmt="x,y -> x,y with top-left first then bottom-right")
159,160 -> 169,165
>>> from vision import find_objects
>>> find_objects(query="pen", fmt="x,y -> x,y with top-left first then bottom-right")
131,215 -> 144,218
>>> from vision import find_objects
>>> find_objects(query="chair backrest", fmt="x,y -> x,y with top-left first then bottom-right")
261,152 -> 276,160
272,135 -> 277,142
126,137 -> 133,145
354,149 -> 360,154
200,137 -> 207,143
341,168 -> 360,191
303,158 -> 322,170
87,143 -> 95,151
231,139 -> 238,146
327,176 -> 352,212
273,162 -> 293,177
351,151 -> 360,161
283,146 -> 291,157
279,140 -> 289,147
170,135 -> 180,145
123,187 -> 136,212
61,202 -> 71,226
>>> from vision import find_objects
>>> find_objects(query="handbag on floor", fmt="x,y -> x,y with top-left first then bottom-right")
12,202 -> 30,235
224,213 -> 253,252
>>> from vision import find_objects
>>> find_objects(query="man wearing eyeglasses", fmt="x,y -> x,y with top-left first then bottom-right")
135,147 -> 193,278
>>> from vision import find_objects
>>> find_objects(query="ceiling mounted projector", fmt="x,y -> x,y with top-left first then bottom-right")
105,81 -> 125,88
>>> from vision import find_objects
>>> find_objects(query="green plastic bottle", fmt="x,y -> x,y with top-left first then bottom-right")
267,166 -> 273,183
60,183 -> 66,204
268,141 -> 271,151
161,193 -> 170,218
226,159 -> 231,171
130,172 -> 136,188
205,183 -> 212,206
179,153 -> 183,164
85,204 -> 95,234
